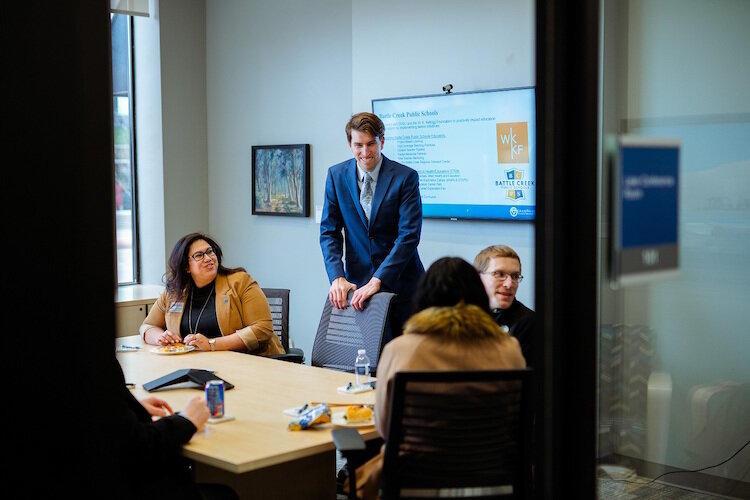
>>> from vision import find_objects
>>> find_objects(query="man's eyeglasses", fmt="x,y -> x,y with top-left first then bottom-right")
482,270 -> 523,284
190,247 -> 215,262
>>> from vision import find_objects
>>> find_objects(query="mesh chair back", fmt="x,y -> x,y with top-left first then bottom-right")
261,288 -> 290,351
310,291 -> 395,373
380,369 -> 533,499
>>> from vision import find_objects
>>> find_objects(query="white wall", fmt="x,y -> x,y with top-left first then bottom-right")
205,0 -> 353,359
134,7 -> 166,285
203,0 -> 536,359
161,0 -> 210,248
134,0 -> 210,283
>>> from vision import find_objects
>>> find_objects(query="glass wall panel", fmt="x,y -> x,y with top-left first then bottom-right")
598,1 -> 750,497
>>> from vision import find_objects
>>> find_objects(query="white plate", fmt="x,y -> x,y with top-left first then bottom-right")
331,411 -> 375,428
149,345 -> 196,355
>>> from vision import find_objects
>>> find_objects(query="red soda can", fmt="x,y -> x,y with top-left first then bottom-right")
205,379 -> 225,418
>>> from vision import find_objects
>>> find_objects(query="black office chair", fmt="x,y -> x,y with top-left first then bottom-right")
333,368 -> 534,499
261,287 -> 304,363
310,290 -> 395,374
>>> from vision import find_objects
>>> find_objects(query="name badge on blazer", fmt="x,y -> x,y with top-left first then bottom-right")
168,301 -> 184,313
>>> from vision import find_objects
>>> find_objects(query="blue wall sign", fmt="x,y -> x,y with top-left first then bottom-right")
612,136 -> 680,286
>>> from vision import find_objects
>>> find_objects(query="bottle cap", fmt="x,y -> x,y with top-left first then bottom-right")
357,349 -> 366,355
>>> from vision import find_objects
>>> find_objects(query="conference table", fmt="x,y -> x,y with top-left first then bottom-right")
116,335 -> 378,499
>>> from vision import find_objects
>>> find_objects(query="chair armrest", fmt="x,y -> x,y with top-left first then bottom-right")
332,428 -> 366,454
332,428 -> 366,499
269,347 -> 305,364
288,347 -> 305,359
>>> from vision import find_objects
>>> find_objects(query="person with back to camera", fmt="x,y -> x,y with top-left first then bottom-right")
474,244 -> 536,365
320,112 -> 424,345
140,232 -> 284,356
109,357 -> 238,499
348,257 -> 526,499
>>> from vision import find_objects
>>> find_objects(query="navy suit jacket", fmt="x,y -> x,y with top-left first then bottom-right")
320,155 -> 424,296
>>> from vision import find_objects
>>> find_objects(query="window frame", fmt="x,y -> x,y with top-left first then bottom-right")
112,13 -> 140,285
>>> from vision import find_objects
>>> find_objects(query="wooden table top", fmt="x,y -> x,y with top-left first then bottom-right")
116,335 -> 377,474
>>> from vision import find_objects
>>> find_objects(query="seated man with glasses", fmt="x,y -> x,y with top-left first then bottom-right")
474,244 -> 535,365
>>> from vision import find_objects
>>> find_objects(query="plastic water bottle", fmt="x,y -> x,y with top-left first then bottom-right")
354,349 -> 371,387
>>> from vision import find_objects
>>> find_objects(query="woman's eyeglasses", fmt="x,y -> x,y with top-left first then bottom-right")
190,247 -> 215,262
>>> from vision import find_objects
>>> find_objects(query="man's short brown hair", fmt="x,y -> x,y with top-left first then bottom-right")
473,244 -> 521,273
346,112 -> 385,143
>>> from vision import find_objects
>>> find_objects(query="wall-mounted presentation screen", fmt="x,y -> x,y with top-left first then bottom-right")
372,87 -> 536,221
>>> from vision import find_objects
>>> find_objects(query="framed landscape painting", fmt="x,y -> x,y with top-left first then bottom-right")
251,144 -> 310,217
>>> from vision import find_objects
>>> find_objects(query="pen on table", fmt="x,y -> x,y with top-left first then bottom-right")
117,345 -> 141,352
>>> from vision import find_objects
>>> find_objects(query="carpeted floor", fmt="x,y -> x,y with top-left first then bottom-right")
598,477 -> 734,499
336,462 -> 745,499
597,464 -> 744,499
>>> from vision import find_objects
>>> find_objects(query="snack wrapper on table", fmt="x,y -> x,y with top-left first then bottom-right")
288,403 -> 331,431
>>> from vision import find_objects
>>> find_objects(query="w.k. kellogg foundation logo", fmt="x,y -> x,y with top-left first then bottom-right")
496,122 -> 529,164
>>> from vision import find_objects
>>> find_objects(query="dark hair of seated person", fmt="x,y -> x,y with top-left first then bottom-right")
410,256 -> 491,315
165,232 -> 246,296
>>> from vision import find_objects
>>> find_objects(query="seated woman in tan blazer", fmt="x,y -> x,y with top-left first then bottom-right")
140,232 -> 284,356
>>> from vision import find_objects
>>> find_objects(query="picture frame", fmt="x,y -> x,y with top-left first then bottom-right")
251,144 -> 310,217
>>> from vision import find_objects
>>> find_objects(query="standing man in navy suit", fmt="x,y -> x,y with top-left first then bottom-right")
320,112 -> 424,344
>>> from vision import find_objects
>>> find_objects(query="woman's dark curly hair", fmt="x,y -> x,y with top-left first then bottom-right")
164,232 -> 245,296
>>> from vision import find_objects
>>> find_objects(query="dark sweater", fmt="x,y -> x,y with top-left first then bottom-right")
114,360 -> 202,499
491,299 -> 535,366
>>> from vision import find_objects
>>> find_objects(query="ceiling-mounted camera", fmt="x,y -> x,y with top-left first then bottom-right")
442,84 -> 453,94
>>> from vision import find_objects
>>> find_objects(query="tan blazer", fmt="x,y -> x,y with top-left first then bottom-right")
142,272 -> 284,356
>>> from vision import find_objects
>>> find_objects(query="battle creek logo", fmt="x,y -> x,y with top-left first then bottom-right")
505,169 -> 523,180
496,122 -> 529,164
509,207 -> 518,217
506,189 -> 525,201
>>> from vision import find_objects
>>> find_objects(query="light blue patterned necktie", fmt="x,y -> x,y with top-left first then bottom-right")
360,173 -> 373,221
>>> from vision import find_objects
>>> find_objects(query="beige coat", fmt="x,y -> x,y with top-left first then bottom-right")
142,272 -> 284,356
375,303 -> 526,435
355,303 -> 526,499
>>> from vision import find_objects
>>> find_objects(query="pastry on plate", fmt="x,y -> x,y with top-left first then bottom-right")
344,405 -> 373,423
157,342 -> 189,353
